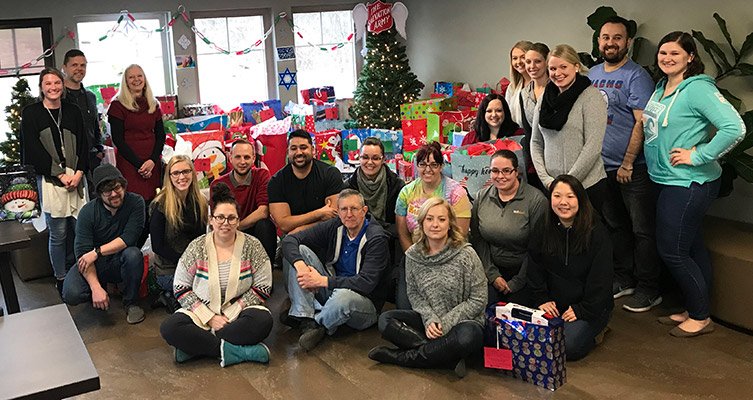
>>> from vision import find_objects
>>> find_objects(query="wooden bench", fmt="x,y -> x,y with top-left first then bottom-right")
704,216 -> 753,331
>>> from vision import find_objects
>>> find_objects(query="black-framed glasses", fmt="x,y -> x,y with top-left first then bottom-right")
101,183 -> 124,196
417,162 -> 441,170
490,167 -> 517,176
212,215 -> 239,225
170,169 -> 192,178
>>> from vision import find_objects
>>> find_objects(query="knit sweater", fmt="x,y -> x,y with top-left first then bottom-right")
174,232 -> 272,329
530,86 -> 607,189
405,242 -> 487,331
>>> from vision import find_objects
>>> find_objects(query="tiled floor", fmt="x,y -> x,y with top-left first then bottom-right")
4,269 -> 753,399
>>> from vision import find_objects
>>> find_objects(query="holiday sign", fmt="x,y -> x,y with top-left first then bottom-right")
367,1 -> 394,34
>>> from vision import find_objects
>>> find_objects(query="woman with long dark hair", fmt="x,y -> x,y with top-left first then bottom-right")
461,94 -> 524,145
645,32 -> 744,337
528,175 -> 613,361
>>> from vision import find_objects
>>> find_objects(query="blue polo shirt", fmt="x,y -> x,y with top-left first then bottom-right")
335,219 -> 369,277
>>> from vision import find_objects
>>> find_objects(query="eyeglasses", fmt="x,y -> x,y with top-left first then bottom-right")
490,167 -> 517,176
101,183 -> 124,196
170,169 -> 192,178
212,215 -> 239,225
417,162 -> 441,170
360,155 -> 383,162
339,206 -> 365,215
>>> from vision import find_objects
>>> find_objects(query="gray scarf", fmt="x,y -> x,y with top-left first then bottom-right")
357,166 -> 388,222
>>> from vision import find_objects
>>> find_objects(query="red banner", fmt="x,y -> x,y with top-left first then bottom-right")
367,0 -> 394,34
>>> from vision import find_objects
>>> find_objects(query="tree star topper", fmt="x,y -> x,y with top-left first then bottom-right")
278,67 -> 297,90
353,1 -> 408,40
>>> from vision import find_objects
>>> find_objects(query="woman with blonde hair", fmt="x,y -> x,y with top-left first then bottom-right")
369,197 -> 487,378
530,44 -> 609,211
150,155 -> 208,312
505,40 -> 534,126
108,64 -> 164,204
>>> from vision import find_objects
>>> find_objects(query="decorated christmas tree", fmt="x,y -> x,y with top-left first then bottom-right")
1,78 -> 36,167
350,1 -> 423,130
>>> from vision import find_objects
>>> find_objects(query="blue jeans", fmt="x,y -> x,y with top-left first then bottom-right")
286,245 -> 377,333
655,179 -> 720,320
62,247 -> 144,307
156,274 -> 174,293
564,314 -> 609,361
45,213 -> 77,280
602,165 -> 661,295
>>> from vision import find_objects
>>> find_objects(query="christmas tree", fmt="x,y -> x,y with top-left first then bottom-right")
350,26 -> 423,130
1,78 -> 36,167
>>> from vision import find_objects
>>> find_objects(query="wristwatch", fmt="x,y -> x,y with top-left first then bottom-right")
95,246 -> 102,257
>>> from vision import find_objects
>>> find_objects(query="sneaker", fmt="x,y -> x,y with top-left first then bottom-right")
126,305 -> 145,324
299,320 -> 326,351
623,293 -> 663,313
612,282 -> 636,299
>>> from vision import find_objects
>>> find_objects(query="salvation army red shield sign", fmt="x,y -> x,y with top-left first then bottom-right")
367,0 -> 394,34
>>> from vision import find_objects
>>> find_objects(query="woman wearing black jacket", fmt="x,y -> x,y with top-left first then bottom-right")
527,175 -> 613,361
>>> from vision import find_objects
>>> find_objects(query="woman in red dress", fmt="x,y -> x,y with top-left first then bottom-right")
108,64 -> 164,203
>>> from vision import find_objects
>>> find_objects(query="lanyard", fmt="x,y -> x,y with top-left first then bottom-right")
45,105 -> 66,159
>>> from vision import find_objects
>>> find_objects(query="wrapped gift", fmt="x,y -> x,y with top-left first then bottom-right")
174,115 -> 229,133
157,95 -> 178,120
400,97 -> 458,120
227,107 -> 245,128
181,103 -> 216,117
314,130 -> 342,165
315,119 -> 349,132
451,137 -> 526,195
341,128 -> 403,165
396,155 -> 415,183
433,81 -> 464,97
102,145 -> 117,166
301,86 -> 335,104
241,100 -> 284,125
163,120 -> 178,136
484,302 -> 566,391
177,130 -> 227,188
86,83 -> 119,110
0,166 -> 41,221
455,90 -> 488,108
250,116 -> 292,175
401,119 -> 429,161
432,110 -> 475,144
452,131 -> 469,147
336,98 -> 354,120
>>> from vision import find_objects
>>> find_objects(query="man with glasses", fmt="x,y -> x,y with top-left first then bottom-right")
280,189 -> 390,351
211,139 -> 276,262
62,164 -> 146,324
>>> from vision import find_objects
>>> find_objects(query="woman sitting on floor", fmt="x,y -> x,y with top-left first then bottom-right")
149,155 -> 207,313
368,197 -> 487,378
159,183 -> 273,367
527,175 -> 613,361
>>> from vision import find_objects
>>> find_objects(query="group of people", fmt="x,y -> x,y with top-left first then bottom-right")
18,16 -> 744,376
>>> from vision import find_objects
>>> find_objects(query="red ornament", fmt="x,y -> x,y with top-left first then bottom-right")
367,0 -> 394,34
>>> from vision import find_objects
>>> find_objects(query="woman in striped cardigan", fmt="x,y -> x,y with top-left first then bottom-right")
160,183 -> 273,367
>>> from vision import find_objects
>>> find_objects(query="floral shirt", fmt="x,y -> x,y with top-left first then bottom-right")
395,176 -> 472,233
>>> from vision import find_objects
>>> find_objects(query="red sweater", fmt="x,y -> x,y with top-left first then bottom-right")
211,168 -> 270,219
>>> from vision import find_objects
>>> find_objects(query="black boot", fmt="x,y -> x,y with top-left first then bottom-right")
382,319 -> 427,349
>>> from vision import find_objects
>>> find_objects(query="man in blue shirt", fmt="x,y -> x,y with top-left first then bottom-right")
589,16 -> 662,313
281,189 -> 390,351
62,164 -> 146,324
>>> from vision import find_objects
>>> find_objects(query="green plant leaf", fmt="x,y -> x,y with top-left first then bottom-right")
713,13 -> 740,61
740,32 -> 753,58
729,111 -> 753,154
727,152 -> 753,183
735,62 -> 753,75
718,87 -> 742,111
692,30 -> 731,75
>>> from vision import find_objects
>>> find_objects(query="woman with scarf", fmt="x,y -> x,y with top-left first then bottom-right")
530,44 -> 609,211
21,67 -> 88,295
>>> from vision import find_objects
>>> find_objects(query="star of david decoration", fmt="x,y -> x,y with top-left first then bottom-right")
278,68 -> 297,90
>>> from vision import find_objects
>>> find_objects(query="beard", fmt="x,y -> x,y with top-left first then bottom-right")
600,46 -> 629,64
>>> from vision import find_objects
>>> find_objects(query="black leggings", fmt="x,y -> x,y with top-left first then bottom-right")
160,308 -> 273,357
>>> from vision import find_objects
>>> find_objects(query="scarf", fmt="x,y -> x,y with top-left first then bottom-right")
538,74 -> 592,131
357,166 -> 388,222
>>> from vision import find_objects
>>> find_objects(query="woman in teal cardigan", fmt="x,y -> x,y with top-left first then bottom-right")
643,31 -> 744,338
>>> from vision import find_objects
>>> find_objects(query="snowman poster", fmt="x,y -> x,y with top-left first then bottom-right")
177,131 -> 227,189
0,169 -> 40,221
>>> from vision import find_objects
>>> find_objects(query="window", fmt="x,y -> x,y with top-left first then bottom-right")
76,13 -> 174,96
294,10 -> 357,101
0,18 -> 50,142
194,15 -> 268,111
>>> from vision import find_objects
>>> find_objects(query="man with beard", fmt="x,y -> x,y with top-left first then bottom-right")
589,16 -> 662,313
62,164 -> 146,324
211,139 -> 276,262
62,49 -> 103,198
268,129 -> 344,235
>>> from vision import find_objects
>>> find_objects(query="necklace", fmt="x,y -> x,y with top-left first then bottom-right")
45,105 -> 65,157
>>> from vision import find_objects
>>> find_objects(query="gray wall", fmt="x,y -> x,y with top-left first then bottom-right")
5,0 -> 753,222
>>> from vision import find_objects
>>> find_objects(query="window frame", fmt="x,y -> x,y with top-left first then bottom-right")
0,17 -> 54,77
74,12 -> 175,94
190,8 -> 275,101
